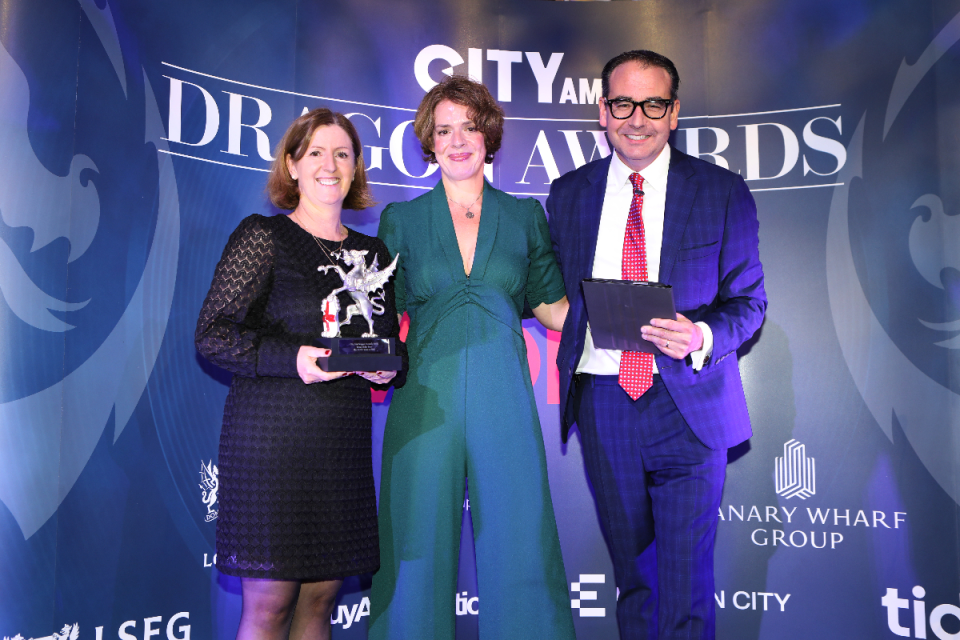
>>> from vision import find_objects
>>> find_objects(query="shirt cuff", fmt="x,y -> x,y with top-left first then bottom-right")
690,321 -> 714,371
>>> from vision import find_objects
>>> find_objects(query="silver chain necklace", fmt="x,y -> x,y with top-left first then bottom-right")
311,231 -> 345,266
446,191 -> 482,219
292,212 -> 346,265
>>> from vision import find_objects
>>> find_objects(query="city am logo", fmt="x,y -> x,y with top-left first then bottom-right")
774,440 -> 816,500
199,459 -> 219,522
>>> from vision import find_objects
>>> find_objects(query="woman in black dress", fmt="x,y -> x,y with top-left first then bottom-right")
196,108 -> 402,640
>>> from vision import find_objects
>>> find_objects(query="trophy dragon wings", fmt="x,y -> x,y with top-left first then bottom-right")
319,249 -> 400,338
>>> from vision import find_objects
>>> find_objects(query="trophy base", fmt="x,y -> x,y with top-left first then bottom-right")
315,336 -> 402,372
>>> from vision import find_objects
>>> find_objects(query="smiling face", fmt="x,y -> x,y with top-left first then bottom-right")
599,61 -> 679,172
432,99 -> 487,184
286,125 -> 355,213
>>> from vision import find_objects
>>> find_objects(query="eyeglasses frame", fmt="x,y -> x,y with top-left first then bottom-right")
602,96 -> 676,120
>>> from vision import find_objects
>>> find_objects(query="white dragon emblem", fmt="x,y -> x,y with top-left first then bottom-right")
4,623 -> 79,640
199,460 -> 219,522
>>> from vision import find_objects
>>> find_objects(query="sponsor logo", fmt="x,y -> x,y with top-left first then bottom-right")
4,623 -> 78,640
720,503 -> 906,550
456,591 -> 479,616
723,440 -> 906,549
116,614 -> 190,640
775,439 -> 816,499
882,587 -> 960,639
715,591 -> 791,612
199,459 -> 219,522
331,598 -> 370,629
570,574 -> 606,617
4,614 -> 190,640
413,45 -> 599,105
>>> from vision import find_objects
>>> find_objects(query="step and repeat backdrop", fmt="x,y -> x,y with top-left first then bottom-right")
1,0 -> 959,638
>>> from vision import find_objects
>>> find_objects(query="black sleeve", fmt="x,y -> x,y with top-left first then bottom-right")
195,215 -> 299,378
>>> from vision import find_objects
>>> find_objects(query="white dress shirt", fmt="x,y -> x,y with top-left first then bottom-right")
576,146 -> 713,375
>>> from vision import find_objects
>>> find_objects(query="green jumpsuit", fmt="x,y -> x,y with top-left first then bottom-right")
369,182 -> 577,639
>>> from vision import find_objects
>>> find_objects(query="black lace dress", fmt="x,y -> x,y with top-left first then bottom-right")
195,213 -> 403,580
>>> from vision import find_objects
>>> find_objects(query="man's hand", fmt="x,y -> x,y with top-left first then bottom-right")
641,313 -> 703,360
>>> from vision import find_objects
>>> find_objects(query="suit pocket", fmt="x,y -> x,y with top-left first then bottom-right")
677,241 -> 720,262
672,242 -> 721,310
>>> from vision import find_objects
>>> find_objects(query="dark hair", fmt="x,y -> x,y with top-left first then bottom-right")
267,108 -> 375,211
413,76 -> 504,164
601,50 -> 680,101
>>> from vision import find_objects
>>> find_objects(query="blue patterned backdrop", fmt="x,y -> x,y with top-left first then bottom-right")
1,0 -> 959,638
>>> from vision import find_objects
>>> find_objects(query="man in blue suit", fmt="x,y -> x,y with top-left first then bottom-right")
547,50 -> 766,640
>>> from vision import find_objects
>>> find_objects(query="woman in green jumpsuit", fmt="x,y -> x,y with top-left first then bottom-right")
369,77 -> 576,639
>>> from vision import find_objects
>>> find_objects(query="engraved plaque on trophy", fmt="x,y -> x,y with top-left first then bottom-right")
315,249 -> 402,372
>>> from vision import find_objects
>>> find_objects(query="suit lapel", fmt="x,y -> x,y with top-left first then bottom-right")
577,155 -> 612,281
659,149 -> 697,285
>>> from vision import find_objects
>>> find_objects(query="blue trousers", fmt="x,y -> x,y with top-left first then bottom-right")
575,374 -> 727,640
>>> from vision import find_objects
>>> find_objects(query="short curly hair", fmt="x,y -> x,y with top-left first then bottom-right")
267,108 -> 375,211
413,76 -> 504,165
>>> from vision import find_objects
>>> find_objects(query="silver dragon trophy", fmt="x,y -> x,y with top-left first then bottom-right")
315,249 -> 401,371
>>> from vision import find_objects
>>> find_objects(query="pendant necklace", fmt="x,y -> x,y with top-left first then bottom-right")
446,191 -> 482,219
312,229 -> 346,267
292,211 -> 346,266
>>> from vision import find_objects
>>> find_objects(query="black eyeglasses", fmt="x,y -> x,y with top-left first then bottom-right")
603,97 -> 675,120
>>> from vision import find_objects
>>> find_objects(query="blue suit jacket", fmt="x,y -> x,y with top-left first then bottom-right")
547,148 -> 767,450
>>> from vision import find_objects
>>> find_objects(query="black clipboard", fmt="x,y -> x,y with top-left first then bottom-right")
581,278 -> 676,354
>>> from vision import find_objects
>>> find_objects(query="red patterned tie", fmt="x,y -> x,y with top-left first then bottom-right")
618,173 -> 654,400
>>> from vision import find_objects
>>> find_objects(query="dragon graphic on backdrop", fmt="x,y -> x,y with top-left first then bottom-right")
0,36 -> 93,332
827,11 -> 960,506
0,0 -> 181,539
